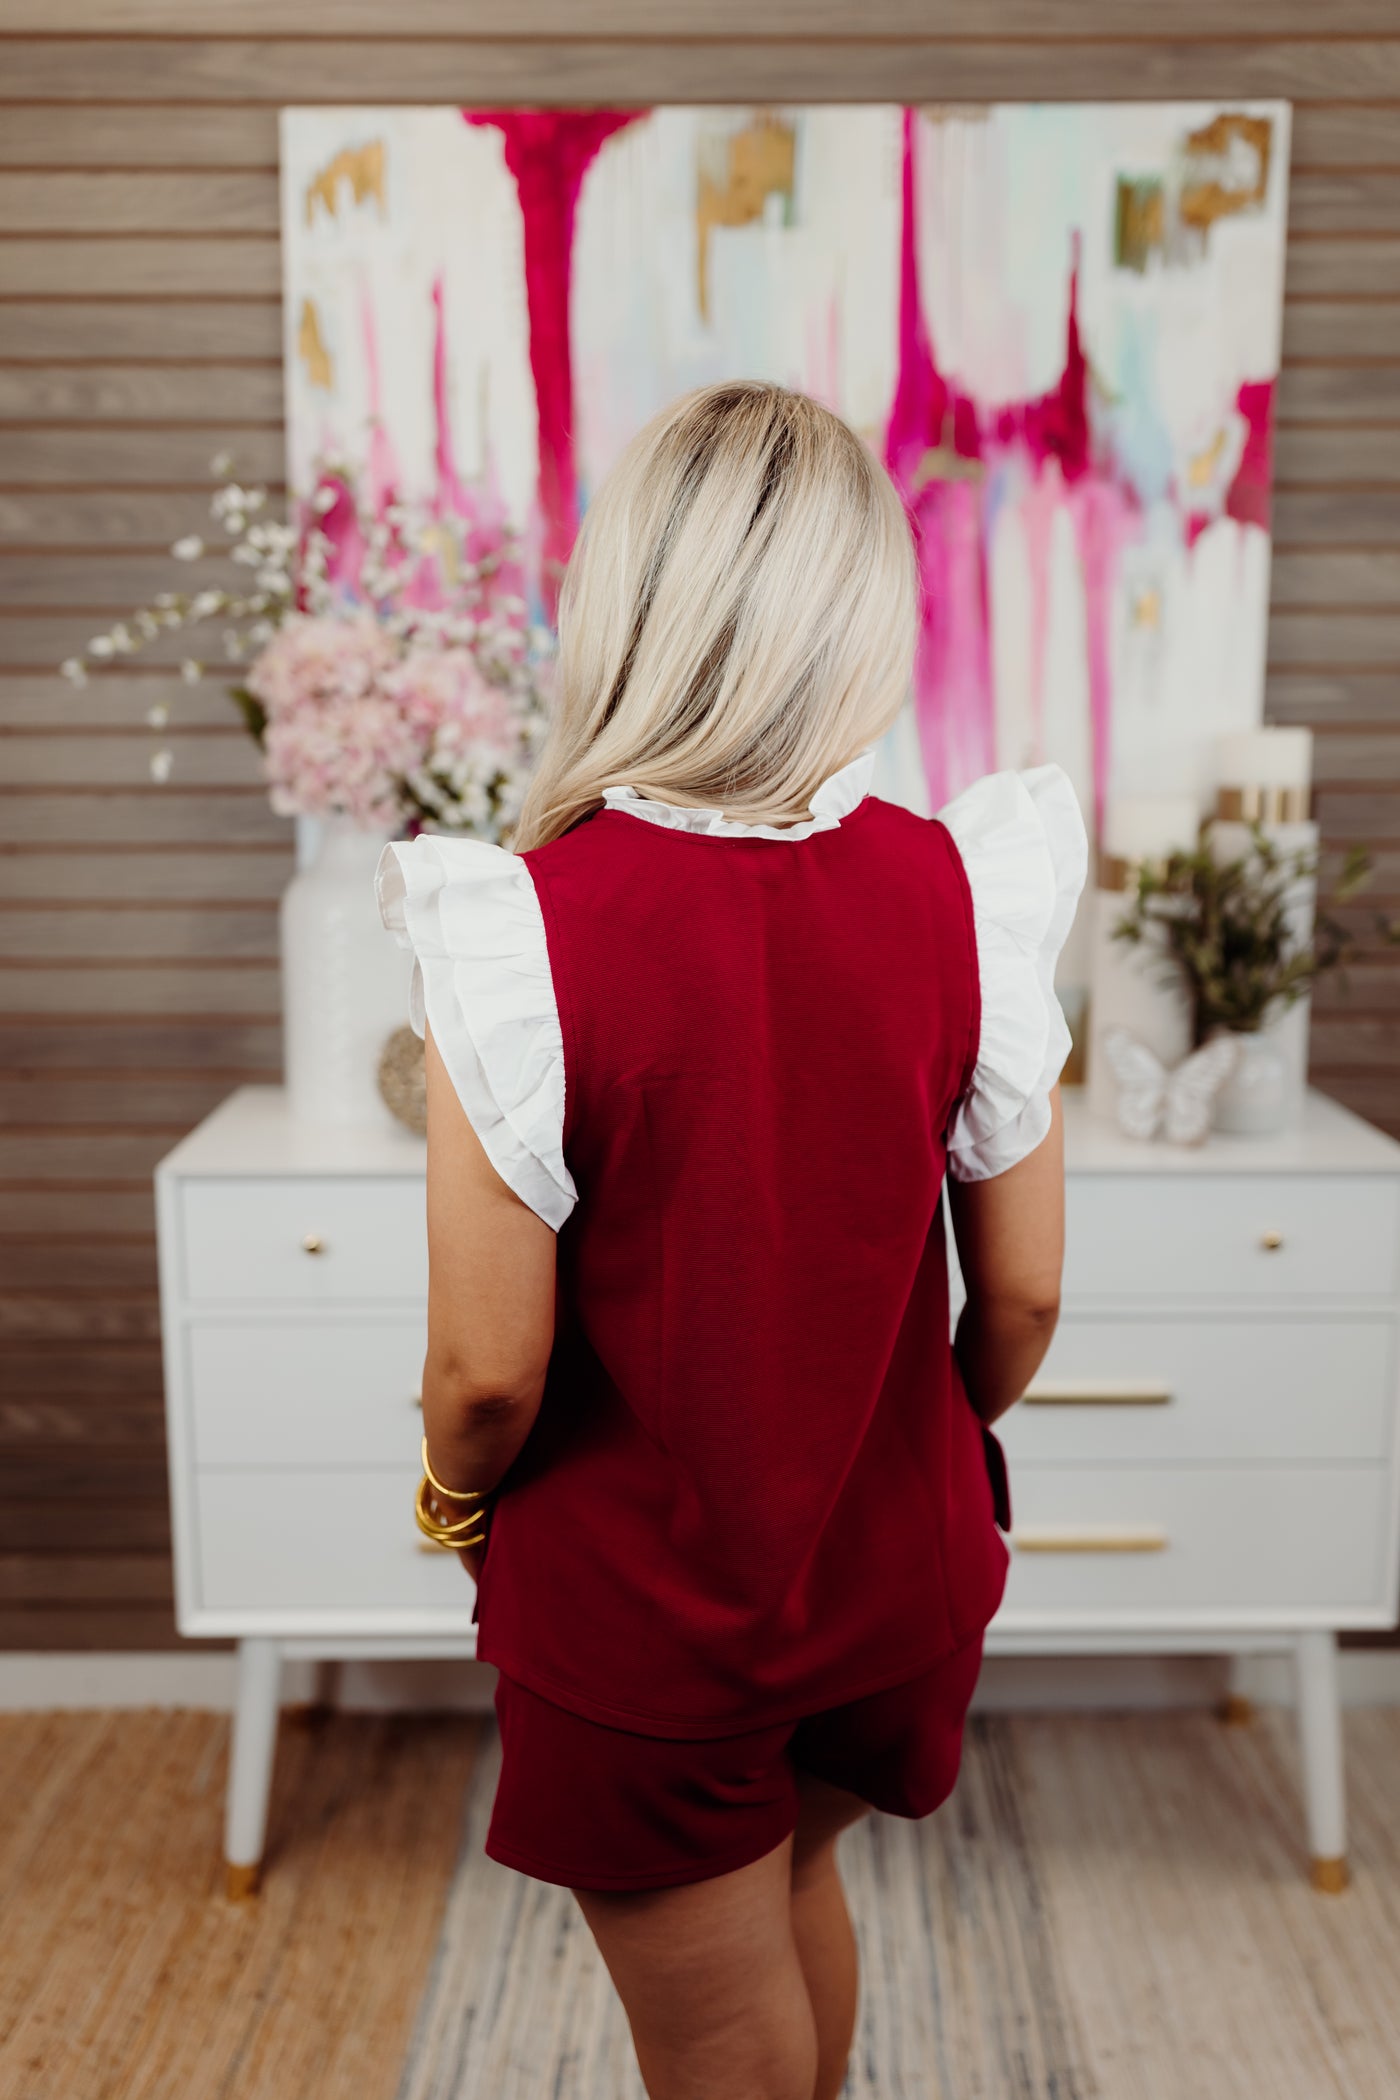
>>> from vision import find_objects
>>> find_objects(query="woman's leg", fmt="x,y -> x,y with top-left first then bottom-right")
789,1772 -> 869,2100
573,1834 -> 818,2100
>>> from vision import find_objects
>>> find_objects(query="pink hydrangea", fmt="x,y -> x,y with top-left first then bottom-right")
244,611 -> 545,832
247,612 -> 394,716
248,613 -> 416,827
383,645 -> 516,746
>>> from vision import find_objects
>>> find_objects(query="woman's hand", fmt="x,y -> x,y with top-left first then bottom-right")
457,1540 -> 486,1583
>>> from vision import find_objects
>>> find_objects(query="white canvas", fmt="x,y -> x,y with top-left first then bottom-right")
280,101 -> 1290,836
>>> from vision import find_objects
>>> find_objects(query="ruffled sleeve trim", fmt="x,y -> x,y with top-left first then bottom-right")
375,837 -> 576,1231
937,764 -> 1088,1183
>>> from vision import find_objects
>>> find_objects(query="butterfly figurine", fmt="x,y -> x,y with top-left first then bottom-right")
1102,1027 -> 1239,1146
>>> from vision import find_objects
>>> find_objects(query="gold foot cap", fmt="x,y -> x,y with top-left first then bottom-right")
283,1700 -> 332,1733
1219,1693 -> 1254,1727
1310,1855 -> 1349,1895
226,1860 -> 262,1901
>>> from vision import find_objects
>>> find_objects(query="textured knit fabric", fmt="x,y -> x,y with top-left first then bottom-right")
375,757 -> 1086,1208
469,794 -> 1010,1736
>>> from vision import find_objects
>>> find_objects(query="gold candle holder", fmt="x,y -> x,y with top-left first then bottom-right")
1096,851 -> 1136,893
1215,784 -> 1311,825
1096,841 -> 1202,893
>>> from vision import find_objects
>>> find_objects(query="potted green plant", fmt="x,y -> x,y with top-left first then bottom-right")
1113,830 -> 1373,1135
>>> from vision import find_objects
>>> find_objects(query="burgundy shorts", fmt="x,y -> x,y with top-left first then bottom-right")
485,1631 -> 986,1893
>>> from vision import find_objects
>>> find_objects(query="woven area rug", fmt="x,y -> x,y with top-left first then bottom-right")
395,1717 -> 1090,2100
396,1705 -> 1400,2099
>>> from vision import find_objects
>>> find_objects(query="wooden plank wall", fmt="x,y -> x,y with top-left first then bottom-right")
2,6 -> 1398,1651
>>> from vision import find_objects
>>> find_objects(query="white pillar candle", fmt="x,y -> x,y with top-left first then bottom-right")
1216,726 -> 1313,793
1103,795 -> 1201,864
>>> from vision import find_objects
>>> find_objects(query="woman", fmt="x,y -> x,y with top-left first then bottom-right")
377,381 -> 1086,2100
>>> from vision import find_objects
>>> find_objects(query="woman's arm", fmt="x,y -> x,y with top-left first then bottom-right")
420,1020 -> 557,1564
947,1086 -> 1065,1426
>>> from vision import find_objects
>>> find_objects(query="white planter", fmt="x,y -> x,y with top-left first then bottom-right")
279,819 -> 411,1127
1211,1025 -> 1293,1138
1205,815 -> 1316,1129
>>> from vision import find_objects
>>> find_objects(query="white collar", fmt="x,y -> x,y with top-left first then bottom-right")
600,747 -> 875,841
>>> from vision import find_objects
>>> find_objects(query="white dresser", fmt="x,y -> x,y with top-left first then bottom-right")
156,1086 -> 1400,1896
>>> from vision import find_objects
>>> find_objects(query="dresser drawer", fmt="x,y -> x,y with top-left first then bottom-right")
187,1320 -> 425,1467
996,1466 -> 1391,1620
999,1316 -> 1396,1466
195,1466 -> 477,1618
1063,1176 -> 1400,1301
180,1177 -> 426,1303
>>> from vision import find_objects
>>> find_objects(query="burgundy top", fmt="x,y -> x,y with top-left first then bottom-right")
469,795 -> 1013,1737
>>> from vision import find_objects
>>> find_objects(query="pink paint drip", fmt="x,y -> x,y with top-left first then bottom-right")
298,280 -> 529,621
884,109 -> 995,807
422,275 -> 527,611
885,116 -> 1143,823
300,474 -> 363,605
1069,478 -> 1133,827
296,295 -> 400,607
361,288 -> 400,513
430,275 -> 472,526
1019,467 -> 1060,761
1225,378 -> 1274,534
1184,378 -> 1275,548
465,109 -> 643,617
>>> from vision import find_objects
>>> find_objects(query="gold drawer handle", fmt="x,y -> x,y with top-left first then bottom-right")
1023,1382 -> 1171,1407
1014,1528 -> 1169,1555
301,1232 -> 325,1256
1260,1230 -> 1284,1252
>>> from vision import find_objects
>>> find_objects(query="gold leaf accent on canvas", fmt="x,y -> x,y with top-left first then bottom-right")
417,522 -> 460,587
1130,586 -> 1162,630
695,114 -> 796,324
1187,428 -> 1228,490
1115,178 -> 1166,273
1180,114 -> 1272,233
911,443 -> 984,493
305,139 -> 387,226
297,298 -> 334,391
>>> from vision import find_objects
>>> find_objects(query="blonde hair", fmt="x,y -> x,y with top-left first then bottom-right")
513,381 -> 917,850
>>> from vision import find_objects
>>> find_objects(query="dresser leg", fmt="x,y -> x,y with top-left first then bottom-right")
1294,1629 -> 1348,1894
224,1637 -> 282,1899
1219,1652 -> 1254,1726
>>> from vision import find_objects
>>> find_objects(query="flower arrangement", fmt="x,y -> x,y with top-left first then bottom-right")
1113,830 -> 1375,1045
59,452 -> 552,841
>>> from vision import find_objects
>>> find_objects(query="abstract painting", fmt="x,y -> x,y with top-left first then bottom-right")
280,102 -> 1290,832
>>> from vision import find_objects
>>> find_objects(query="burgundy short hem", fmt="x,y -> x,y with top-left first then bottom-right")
485,1629 -> 986,1894
484,1824 -> 794,1894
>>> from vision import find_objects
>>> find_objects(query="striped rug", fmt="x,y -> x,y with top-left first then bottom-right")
396,1718 -> 1089,2100
397,1707 -> 1400,2100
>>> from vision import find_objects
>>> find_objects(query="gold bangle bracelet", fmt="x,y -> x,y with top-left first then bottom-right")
420,1436 -> 493,1506
415,1479 -> 485,1538
415,1476 -> 489,1545
416,1505 -> 487,1551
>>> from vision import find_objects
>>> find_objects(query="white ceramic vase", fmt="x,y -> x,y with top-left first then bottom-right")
280,818 -> 410,1127
1210,1024 -> 1292,1138
1206,814 -> 1316,1132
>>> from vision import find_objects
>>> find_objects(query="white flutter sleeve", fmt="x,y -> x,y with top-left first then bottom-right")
374,837 -> 576,1230
938,764 -> 1089,1182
